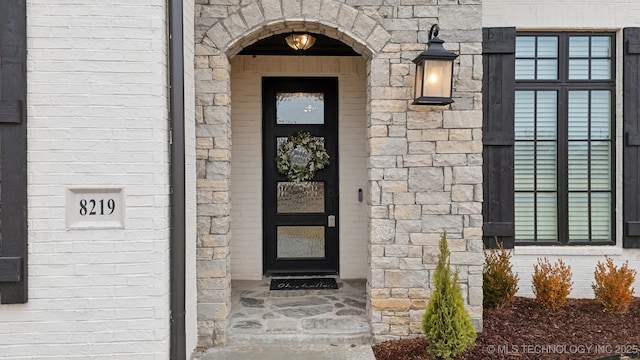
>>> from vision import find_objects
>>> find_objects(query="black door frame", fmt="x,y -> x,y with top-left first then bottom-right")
262,77 -> 339,275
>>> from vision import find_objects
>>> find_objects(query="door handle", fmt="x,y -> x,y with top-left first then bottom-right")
328,215 -> 336,227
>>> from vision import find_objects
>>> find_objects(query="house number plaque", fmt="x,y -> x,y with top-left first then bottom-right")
66,187 -> 124,229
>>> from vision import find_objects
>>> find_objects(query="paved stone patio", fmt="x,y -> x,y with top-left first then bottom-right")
227,279 -> 371,345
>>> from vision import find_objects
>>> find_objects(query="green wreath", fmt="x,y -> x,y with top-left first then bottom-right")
276,131 -> 330,182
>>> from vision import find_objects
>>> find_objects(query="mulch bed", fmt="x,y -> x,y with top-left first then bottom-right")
373,297 -> 640,360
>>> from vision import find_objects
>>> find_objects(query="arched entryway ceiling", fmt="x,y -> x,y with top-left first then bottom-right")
238,32 -> 360,56
199,1 -> 391,59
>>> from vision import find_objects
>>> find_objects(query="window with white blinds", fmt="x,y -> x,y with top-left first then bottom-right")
514,33 -> 615,245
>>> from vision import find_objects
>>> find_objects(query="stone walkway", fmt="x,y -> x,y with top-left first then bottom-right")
227,278 -> 371,345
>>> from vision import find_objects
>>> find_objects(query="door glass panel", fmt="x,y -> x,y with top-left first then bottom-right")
277,226 -> 325,258
277,182 -> 324,213
276,92 -> 324,124
276,136 -> 326,174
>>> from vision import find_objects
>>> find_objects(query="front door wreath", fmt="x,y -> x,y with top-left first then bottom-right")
276,131 -> 330,182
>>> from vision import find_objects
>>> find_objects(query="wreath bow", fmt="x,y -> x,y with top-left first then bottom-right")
276,131 -> 330,182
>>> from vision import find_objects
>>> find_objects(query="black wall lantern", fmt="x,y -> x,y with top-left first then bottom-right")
413,24 -> 458,105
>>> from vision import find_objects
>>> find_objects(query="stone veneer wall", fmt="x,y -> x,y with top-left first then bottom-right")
194,0 -> 483,348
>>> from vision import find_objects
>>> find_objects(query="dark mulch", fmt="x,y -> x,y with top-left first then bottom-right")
373,297 -> 640,360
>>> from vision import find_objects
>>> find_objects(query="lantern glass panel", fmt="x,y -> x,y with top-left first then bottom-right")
414,61 -> 424,99
421,59 -> 452,98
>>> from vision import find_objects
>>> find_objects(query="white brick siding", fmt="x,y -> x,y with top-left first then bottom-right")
0,1 -> 172,358
229,56 -> 369,280
512,248 -> 640,298
483,0 -> 640,29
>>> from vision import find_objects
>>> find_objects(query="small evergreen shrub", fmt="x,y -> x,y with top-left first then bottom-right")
532,257 -> 572,310
422,231 -> 476,360
483,238 -> 519,308
592,256 -> 637,313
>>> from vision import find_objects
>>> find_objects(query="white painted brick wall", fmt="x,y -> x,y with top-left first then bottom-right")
484,0 -> 640,298
512,248 -> 640,298
229,56 -> 368,280
0,1 -> 172,358
483,0 -> 640,29
183,0 -> 198,356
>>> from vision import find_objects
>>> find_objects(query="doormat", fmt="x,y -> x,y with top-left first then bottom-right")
270,278 -> 338,290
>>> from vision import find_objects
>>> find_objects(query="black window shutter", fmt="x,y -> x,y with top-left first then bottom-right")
0,0 -> 28,303
624,28 -> 640,248
482,27 -> 516,249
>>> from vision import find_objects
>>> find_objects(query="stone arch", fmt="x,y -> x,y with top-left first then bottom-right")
193,0 -> 391,348
199,0 -> 390,59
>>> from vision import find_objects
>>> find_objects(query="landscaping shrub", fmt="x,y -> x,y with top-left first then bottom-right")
422,231 -> 476,360
592,256 -> 637,313
483,238 -> 519,308
532,257 -> 572,310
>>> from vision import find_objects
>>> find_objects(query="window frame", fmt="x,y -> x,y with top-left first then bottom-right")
514,32 -> 616,246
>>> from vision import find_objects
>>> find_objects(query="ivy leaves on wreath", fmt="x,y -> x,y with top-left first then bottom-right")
276,131 -> 330,182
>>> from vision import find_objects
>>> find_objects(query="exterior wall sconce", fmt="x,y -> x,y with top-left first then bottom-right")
285,33 -> 316,50
413,24 -> 458,105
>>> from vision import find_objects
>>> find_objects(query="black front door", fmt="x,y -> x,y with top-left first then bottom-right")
262,77 -> 339,275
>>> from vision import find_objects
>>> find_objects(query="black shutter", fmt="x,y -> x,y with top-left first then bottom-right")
623,28 -> 640,248
482,27 -> 516,249
0,0 -> 28,303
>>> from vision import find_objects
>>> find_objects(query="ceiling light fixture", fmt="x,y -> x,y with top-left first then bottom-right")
285,33 -> 316,50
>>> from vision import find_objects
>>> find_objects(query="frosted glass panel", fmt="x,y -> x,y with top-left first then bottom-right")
515,35 -> 537,79
515,36 -> 558,80
276,92 -> 324,124
515,142 -> 534,191
568,141 -> 589,191
276,136 -> 326,175
515,192 -> 558,243
536,92 -> 557,139
537,193 -> 557,242
515,91 -> 557,140
591,91 -> 611,139
591,141 -> 611,190
515,36 -> 535,57
515,59 -> 535,79
515,193 -> 534,241
569,59 -> 589,79
515,91 -> 535,140
277,182 -> 324,213
537,37 -> 558,58
568,193 -> 589,240
591,193 -> 611,241
568,35 -> 612,80
537,60 -> 558,79
568,193 -> 611,242
568,141 -> 610,191
277,226 -> 325,258
537,142 -> 557,191
568,91 -> 589,139
591,37 -> 611,57
569,37 -> 589,57
591,59 -> 611,79
569,90 -> 610,140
